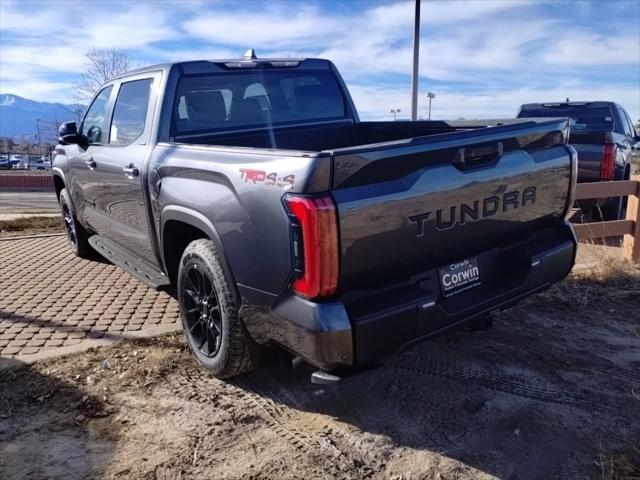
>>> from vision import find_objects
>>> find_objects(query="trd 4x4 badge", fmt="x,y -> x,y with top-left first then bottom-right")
239,168 -> 295,188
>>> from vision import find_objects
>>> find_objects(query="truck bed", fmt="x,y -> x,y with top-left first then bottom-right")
166,117 -> 574,296
173,119 -> 528,153
175,120 -> 452,151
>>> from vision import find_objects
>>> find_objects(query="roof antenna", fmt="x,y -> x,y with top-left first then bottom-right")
244,49 -> 257,60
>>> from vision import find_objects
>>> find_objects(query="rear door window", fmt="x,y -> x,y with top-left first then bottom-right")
110,78 -> 153,145
82,86 -> 113,144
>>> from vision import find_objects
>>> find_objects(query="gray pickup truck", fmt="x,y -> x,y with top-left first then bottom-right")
53,55 -> 577,379
517,101 -> 639,220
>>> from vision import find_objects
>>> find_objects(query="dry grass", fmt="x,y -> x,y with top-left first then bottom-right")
0,216 -> 63,237
598,446 -> 640,480
534,257 -> 640,310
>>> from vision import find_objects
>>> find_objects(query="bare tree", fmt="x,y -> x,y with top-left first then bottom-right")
73,47 -> 134,101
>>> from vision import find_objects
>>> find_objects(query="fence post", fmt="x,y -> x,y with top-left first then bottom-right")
623,174 -> 640,262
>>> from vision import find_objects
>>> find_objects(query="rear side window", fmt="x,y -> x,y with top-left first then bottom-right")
518,104 -> 614,132
624,111 -> 637,137
618,107 -> 634,137
82,86 -> 113,144
110,78 -> 153,145
173,70 -> 347,135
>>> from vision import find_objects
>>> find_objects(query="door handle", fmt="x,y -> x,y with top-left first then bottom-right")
85,158 -> 96,169
122,164 -> 139,177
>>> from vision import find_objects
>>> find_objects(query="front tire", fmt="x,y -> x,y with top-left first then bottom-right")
177,239 -> 252,378
59,188 -> 92,258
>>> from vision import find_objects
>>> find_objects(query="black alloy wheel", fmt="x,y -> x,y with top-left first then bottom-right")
58,188 -> 92,258
182,264 -> 223,357
62,200 -> 77,247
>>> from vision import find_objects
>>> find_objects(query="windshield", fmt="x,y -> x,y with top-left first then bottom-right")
518,104 -> 614,131
173,70 -> 348,135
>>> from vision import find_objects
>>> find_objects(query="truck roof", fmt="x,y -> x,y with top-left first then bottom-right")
108,57 -> 332,82
520,101 -> 614,108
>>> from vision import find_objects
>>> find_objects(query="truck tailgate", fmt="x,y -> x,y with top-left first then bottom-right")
329,119 -> 574,291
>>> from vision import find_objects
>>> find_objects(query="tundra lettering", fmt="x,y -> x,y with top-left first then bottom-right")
409,186 -> 538,235
53,54 -> 576,379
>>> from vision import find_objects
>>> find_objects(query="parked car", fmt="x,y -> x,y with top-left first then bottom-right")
517,101 -> 639,220
8,154 -> 23,168
0,155 -> 9,169
53,55 -> 577,379
13,159 -> 29,169
31,157 -> 50,170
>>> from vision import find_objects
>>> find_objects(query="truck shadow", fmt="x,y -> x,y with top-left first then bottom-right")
0,360 -> 117,479
235,289 -> 640,479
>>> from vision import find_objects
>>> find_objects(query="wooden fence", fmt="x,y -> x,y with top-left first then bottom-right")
572,174 -> 640,262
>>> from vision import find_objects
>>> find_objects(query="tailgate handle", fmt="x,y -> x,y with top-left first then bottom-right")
454,142 -> 503,170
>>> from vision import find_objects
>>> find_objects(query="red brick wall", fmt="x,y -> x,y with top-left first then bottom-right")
0,175 -> 53,189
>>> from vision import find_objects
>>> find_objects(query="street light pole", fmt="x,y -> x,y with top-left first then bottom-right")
410,0 -> 421,121
427,92 -> 435,120
390,108 -> 401,121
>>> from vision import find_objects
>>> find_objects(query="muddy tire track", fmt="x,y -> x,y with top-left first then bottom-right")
387,356 -> 617,411
167,367 -> 378,478
490,330 -> 640,384
237,378 -> 382,478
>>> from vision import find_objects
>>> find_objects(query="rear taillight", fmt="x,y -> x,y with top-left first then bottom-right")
284,194 -> 339,299
600,143 -> 616,180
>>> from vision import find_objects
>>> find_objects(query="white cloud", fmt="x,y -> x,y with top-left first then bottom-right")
86,5 -> 179,48
349,82 -> 640,121
542,32 -> 640,66
182,5 -> 343,48
0,78 -> 72,104
0,0 -> 637,124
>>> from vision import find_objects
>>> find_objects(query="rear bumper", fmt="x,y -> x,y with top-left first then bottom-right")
240,224 -> 577,371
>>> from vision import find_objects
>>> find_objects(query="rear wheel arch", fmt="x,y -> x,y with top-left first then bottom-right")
160,207 -> 240,303
53,174 -> 65,201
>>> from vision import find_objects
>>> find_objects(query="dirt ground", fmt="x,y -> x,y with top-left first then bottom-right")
1,259 -> 640,480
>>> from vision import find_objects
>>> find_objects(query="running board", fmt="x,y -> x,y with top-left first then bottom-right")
88,235 -> 170,289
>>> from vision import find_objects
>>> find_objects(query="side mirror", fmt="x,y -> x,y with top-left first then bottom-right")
59,121 -> 81,145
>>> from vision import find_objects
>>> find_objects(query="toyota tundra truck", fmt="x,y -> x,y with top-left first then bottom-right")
517,101 -> 639,220
53,54 -> 578,379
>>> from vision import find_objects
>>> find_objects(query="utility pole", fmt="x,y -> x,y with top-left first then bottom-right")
410,0 -> 421,121
35,118 -> 42,147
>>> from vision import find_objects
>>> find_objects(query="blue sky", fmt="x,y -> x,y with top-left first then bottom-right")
1,0 -> 639,121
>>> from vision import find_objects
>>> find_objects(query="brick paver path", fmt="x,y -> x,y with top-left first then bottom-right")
0,235 -> 628,360
0,236 -> 180,357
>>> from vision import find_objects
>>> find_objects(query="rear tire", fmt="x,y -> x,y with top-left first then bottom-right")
177,239 -> 252,378
59,188 -> 92,258
595,196 -> 624,222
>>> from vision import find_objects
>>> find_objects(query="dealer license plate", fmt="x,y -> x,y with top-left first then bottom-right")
438,257 -> 482,297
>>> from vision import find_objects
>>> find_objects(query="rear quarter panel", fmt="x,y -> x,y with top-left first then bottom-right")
150,143 -> 329,295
